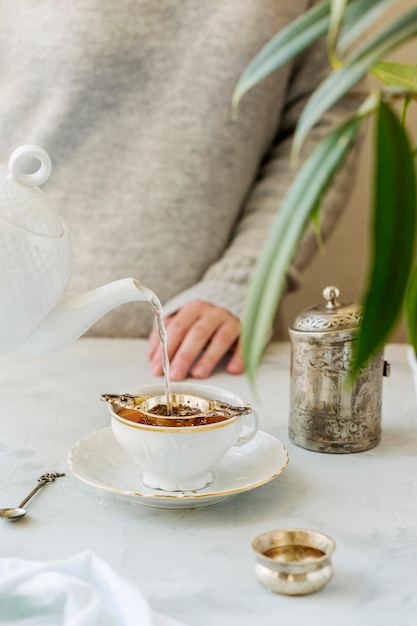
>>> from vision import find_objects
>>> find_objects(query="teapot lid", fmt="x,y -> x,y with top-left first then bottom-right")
290,286 -> 362,334
0,145 -> 63,237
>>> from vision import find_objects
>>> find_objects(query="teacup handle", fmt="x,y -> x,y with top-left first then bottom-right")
233,408 -> 259,447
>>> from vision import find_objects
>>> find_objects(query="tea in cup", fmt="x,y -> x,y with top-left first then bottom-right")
103,382 -> 259,492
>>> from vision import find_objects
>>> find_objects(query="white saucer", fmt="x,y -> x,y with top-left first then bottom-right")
67,428 -> 289,509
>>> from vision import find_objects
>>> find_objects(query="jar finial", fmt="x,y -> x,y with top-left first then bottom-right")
323,285 -> 340,309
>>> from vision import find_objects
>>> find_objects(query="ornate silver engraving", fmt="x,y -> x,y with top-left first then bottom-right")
292,311 -> 362,332
289,339 -> 383,453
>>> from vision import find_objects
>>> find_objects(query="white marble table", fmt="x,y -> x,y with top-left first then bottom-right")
1,340 -> 416,625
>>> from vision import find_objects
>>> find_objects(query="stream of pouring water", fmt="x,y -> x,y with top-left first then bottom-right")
148,294 -> 173,415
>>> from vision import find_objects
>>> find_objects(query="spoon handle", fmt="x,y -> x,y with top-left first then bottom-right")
17,472 -> 65,509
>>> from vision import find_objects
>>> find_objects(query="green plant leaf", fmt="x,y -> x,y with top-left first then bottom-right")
292,6 -> 417,159
370,61 -> 417,91
242,116 -> 362,382
310,200 -> 324,253
352,100 -> 417,375
328,0 -> 349,41
337,0 -> 399,53
405,264 -> 417,354
232,0 -> 331,112
328,0 -> 349,63
401,97 -> 411,126
330,0 -> 349,29
232,0 -> 402,115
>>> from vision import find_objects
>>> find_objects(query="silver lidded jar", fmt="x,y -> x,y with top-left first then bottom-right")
289,286 -> 390,453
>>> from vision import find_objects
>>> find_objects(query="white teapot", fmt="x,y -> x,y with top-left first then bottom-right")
0,145 -> 157,356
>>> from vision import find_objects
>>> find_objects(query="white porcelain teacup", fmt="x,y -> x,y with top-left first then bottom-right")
107,382 -> 259,492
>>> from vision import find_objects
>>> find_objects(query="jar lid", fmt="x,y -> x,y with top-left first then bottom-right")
290,286 -> 362,334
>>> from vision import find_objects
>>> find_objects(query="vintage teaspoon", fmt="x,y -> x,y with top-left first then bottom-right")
0,472 -> 65,521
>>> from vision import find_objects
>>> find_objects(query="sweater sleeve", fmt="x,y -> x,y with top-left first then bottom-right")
162,36 -> 364,322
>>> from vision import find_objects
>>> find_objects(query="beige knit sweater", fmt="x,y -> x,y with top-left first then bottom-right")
0,0 -> 358,338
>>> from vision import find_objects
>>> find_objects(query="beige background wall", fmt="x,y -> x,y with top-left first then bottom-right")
280,2 -> 417,342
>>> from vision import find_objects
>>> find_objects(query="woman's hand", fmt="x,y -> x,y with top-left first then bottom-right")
148,300 -> 244,380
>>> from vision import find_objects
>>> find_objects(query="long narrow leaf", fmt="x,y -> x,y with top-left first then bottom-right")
338,0 -> 399,53
329,0 -> 348,40
330,0 -> 349,30
405,264 -> 417,354
232,0 -> 331,111
310,200 -> 325,253
293,7 -> 417,158
242,116 -> 361,381
352,101 -> 417,375
328,0 -> 349,64
370,61 -> 417,91
233,0 -> 397,111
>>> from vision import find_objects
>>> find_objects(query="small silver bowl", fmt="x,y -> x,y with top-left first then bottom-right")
252,528 -> 336,596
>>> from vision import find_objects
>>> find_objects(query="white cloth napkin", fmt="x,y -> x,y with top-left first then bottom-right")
0,551 -> 187,626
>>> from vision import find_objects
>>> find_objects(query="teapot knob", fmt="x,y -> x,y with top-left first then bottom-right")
8,144 -> 52,188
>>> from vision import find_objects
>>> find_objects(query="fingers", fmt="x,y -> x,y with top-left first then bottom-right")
148,301 -> 242,379
226,341 -> 245,375
190,319 -> 240,379
166,305 -> 218,380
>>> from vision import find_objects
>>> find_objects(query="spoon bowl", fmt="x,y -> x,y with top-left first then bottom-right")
0,507 -> 27,520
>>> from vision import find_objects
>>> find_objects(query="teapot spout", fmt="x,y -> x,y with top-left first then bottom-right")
20,278 -> 159,354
